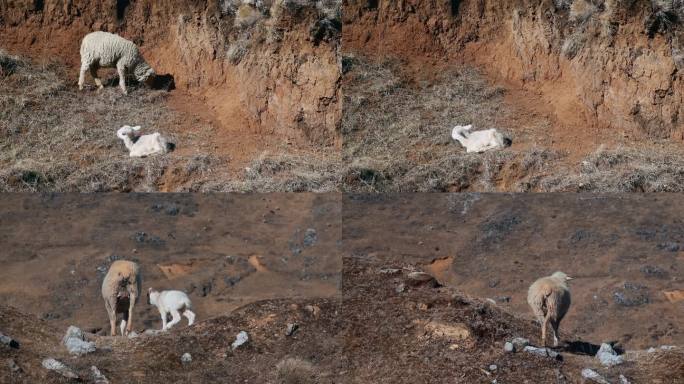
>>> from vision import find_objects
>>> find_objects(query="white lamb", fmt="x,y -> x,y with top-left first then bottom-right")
147,288 -> 196,331
451,125 -> 512,153
116,125 -> 174,157
78,31 -> 155,94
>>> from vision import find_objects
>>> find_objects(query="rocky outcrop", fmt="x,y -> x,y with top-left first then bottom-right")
344,0 -> 684,140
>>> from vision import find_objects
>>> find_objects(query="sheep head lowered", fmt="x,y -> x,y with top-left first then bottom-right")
133,60 -> 156,86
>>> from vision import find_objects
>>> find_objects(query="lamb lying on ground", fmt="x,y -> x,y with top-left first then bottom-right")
147,288 -> 196,331
527,271 -> 572,347
102,260 -> 141,336
117,125 -> 174,157
78,31 -> 155,94
451,125 -> 512,153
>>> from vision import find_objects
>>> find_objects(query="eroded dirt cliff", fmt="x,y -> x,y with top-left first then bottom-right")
1,0 -> 341,144
344,0 -> 684,140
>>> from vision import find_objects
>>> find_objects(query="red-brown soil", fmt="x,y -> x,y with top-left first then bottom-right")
342,0 -> 684,192
0,194 -> 341,332
343,194 -> 683,350
343,0 -> 683,141
1,194 -> 683,382
0,1 -> 341,191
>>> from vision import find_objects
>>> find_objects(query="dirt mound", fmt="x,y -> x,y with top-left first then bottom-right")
0,297 -> 342,383
343,0 -> 683,140
342,257 -> 684,383
342,194 -> 684,350
1,0 -> 341,144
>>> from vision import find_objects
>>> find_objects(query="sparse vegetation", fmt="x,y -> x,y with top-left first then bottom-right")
0,52 -> 341,192
220,0 -> 340,70
275,357 -> 318,384
343,55 -> 684,192
198,152 -> 342,192
537,146 -> 684,192
645,0 -> 684,36
342,55 -> 518,192
0,53 -> 190,192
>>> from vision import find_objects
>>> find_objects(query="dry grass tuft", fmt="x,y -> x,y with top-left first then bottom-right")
197,152 -> 342,192
275,357 -> 318,384
342,55 -> 515,192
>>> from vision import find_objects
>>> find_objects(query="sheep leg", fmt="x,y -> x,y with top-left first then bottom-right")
116,63 -> 128,94
541,312 -> 551,347
89,65 -> 103,90
120,319 -> 126,337
105,298 -> 117,336
125,293 -> 136,335
160,310 -> 168,331
550,319 -> 561,347
183,309 -> 196,326
78,64 -> 89,90
166,310 -> 182,330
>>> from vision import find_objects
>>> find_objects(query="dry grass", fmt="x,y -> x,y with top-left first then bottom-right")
275,357 -> 318,384
342,55 -> 516,192
196,152 -> 342,192
0,52 -> 193,192
0,51 -> 342,192
342,55 -> 684,192
222,0 -> 341,62
533,146 -> 684,192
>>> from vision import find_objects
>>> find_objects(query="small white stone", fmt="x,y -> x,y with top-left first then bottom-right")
232,331 -> 249,350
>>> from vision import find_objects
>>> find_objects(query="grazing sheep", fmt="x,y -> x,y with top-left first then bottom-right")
451,125 -> 512,153
116,125 -> 174,157
147,288 -> 196,331
527,271 -> 573,347
101,260 -> 141,336
78,31 -> 155,94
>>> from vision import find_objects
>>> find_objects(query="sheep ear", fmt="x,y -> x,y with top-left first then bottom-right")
132,126 -> 142,131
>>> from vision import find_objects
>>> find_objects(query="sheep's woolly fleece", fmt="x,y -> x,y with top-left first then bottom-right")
79,31 -> 155,93
451,125 -> 510,153
117,125 -> 172,158
527,271 -> 572,347
148,289 -> 196,331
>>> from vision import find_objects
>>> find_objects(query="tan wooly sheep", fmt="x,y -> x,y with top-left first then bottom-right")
78,31 -> 155,94
527,271 -> 573,347
101,260 -> 141,336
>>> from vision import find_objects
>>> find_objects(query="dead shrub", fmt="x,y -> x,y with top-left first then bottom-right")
275,357 -> 318,384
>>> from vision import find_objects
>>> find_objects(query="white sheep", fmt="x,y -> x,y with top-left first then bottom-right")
147,288 -> 196,331
78,31 -> 155,94
527,271 -> 573,347
116,125 -> 174,157
101,260 -> 141,336
451,125 -> 512,153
